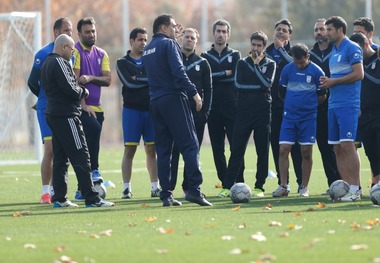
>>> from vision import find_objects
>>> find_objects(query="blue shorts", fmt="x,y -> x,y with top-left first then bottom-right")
37,108 -> 52,143
279,118 -> 316,145
328,107 -> 359,144
122,107 -> 155,145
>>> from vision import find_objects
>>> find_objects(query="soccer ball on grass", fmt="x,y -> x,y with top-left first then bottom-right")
230,183 -> 252,203
329,179 -> 349,201
94,182 -> 107,199
370,184 -> 380,205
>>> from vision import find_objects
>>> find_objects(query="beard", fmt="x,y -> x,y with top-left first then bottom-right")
315,36 -> 328,45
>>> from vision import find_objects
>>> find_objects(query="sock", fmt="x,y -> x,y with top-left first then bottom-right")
124,183 -> 131,191
151,181 -> 158,190
42,185 -> 50,195
350,185 -> 359,192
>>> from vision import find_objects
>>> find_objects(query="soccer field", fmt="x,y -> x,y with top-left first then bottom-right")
0,145 -> 379,263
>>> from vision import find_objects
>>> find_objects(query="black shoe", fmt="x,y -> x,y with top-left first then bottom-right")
162,196 -> 182,207
185,193 -> 213,206
122,188 -> 132,199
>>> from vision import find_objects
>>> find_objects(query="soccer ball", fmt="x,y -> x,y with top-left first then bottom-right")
230,183 -> 252,203
329,180 -> 350,200
94,182 -> 107,199
370,184 -> 380,205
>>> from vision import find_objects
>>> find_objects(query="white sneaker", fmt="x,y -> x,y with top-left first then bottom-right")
299,186 -> 309,197
339,190 -> 361,202
272,185 -> 289,197
53,200 -> 79,208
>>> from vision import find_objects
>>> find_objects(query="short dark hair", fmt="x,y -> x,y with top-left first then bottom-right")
250,31 -> 268,46
153,14 -> 174,35
212,19 -> 231,34
275,19 -> 293,34
182,28 -> 200,39
77,17 -> 96,32
130,27 -> 147,40
349,32 -> 368,49
353,17 -> 375,32
325,16 -> 347,35
291,43 -> 309,59
53,17 -> 71,31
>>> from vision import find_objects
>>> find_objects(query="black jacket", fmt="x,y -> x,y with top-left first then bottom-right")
116,51 -> 150,111
183,52 -> 213,115
41,53 -> 86,117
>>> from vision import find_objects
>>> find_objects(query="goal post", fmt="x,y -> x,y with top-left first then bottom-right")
0,12 -> 42,165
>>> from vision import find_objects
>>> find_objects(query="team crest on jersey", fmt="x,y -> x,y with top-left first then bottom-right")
195,65 -> 200,71
36,58 -> 41,64
372,62 -> 376,69
310,136 -> 316,143
228,56 -> 232,63
346,132 -> 352,138
98,58 -> 101,65
353,53 -> 360,59
262,66 -> 267,73
337,55 -> 342,62
306,75 -> 311,83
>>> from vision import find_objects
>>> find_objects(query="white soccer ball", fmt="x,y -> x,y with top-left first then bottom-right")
329,180 -> 350,200
230,183 -> 252,203
94,182 -> 107,199
370,184 -> 380,205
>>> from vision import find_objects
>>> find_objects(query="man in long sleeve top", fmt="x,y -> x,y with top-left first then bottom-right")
309,18 -> 341,191
201,19 -> 243,190
116,27 -> 160,199
218,31 -> 276,198
41,34 -> 114,208
170,27 -> 212,194
264,19 -> 303,195
142,14 -> 212,207
27,17 -> 73,204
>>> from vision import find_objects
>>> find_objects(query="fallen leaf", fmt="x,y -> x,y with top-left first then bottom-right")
238,223 -> 246,229
128,223 -> 137,227
294,212 -> 303,216
259,254 -> 277,261
350,222 -> 361,231
372,257 -> 380,263
127,213 -> 137,216
338,219 -> 346,224
24,243 -> 36,249
288,224 -> 303,230
184,231 -> 191,236
76,230 -> 87,234
306,207 -> 315,212
351,244 -> 368,250
232,205 -> 241,211
279,232 -> 289,237
221,235 -> 235,240
5,237 -> 11,241
215,182 -> 222,188
316,202 -> 326,208
361,226 -> 373,230
283,210 -> 292,213
367,219 -> 380,226
156,248 -> 168,254
13,211 -> 32,217
250,232 -> 267,242
269,221 -> 282,227
90,234 -> 100,239
157,227 -> 174,234
145,216 -> 157,222
56,255 -> 76,263
53,245 -> 66,252
327,230 -> 335,234
99,229 -> 112,236
229,248 -> 244,254
141,203 -> 149,208
166,219 -> 171,223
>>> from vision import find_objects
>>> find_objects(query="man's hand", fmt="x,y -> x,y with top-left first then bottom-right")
81,101 -> 96,117
274,35 -> 285,49
253,52 -> 264,64
193,93 -> 202,112
225,70 -> 232,76
78,75 -> 92,85
319,76 -> 335,89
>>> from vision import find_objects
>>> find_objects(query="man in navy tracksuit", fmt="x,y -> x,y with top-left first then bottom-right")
201,19 -> 243,188
219,31 -> 276,197
264,19 -> 303,193
170,28 -> 212,194
142,14 -> 212,206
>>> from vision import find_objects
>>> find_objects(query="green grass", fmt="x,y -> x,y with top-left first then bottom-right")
0,145 -> 379,263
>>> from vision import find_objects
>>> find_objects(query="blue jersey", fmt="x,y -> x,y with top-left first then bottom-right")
30,42 -> 54,109
329,37 -> 362,109
280,61 -> 325,120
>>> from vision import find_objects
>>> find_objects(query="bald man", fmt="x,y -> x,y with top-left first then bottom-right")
41,34 -> 114,208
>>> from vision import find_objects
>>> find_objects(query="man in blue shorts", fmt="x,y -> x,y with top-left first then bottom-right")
272,43 -> 326,197
116,28 -> 160,199
142,14 -> 212,206
320,16 -> 364,201
28,17 -> 73,204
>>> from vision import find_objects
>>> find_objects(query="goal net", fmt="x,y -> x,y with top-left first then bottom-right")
0,12 -> 42,165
